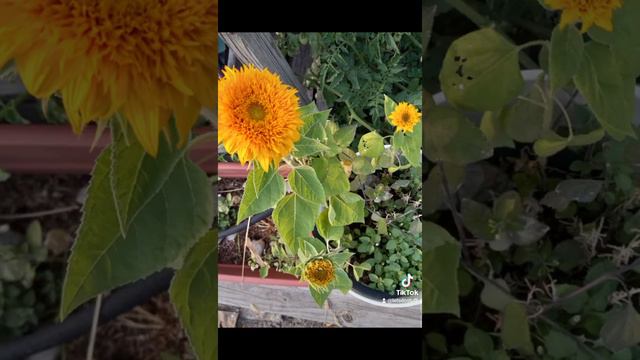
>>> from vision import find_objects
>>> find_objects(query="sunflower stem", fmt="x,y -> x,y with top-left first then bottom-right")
517,40 -> 549,52
344,101 -> 375,132
553,96 -> 574,139
446,0 -> 491,27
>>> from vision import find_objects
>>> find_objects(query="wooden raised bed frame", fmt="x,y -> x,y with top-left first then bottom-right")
0,124 -> 216,174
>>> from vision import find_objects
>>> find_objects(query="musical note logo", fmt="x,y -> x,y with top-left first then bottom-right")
401,273 -> 414,288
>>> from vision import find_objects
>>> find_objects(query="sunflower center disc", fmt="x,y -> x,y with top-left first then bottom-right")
248,102 -> 267,121
401,112 -> 410,123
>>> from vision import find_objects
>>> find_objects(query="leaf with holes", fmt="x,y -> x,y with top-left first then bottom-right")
440,28 -> 524,111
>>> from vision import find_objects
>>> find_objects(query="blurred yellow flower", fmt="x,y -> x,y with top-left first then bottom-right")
303,258 -> 335,288
0,0 -> 217,155
218,65 -> 303,171
545,0 -> 622,32
389,102 -> 421,133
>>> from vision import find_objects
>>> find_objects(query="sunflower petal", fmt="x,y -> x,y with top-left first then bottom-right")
121,93 -> 160,157
172,96 -> 201,148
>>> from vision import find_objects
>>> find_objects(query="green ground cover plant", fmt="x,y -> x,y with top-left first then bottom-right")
424,0 -> 640,358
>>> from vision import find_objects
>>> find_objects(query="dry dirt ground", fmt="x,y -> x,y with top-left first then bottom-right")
0,175 -> 192,359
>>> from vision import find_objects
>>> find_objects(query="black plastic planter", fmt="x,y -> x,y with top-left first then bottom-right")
311,230 -> 422,308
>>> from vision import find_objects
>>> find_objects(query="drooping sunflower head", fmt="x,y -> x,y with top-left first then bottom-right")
545,0 -> 623,32
303,258 -> 335,289
0,0 -> 217,155
388,102 -> 421,133
218,65 -> 303,171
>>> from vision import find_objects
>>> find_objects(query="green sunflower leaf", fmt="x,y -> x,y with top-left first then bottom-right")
328,192 -> 365,227
170,230 -> 217,360
423,222 -> 460,316
272,194 -> 321,254
550,24 -> 584,91
333,268 -> 352,294
110,122 -> 187,237
292,137 -> 331,157
317,208 -> 344,241
311,157 -> 350,198
574,42 -> 636,141
61,146 -> 213,319
288,165 -> 325,205
237,165 -> 285,223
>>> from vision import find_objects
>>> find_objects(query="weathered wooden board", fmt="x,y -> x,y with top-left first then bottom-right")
218,282 -> 421,328
219,32 -> 312,105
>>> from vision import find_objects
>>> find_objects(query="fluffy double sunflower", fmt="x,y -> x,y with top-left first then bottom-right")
303,258 -> 336,289
389,102 -> 421,133
545,0 -> 623,32
218,65 -> 303,171
0,0 -> 217,155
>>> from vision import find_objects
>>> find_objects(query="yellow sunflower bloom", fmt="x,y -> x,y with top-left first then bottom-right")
0,0 -> 217,156
545,0 -> 623,32
218,65 -> 303,171
303,258 -> 335,288
388,102 -> 421,133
